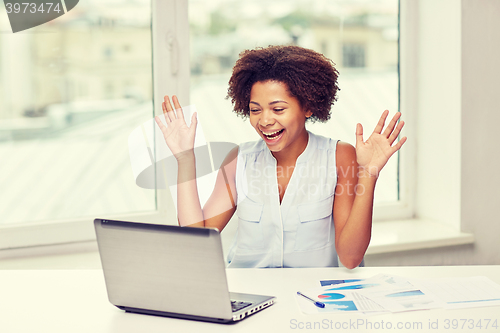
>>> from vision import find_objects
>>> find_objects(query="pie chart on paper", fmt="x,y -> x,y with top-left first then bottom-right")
318,293 -> 345,300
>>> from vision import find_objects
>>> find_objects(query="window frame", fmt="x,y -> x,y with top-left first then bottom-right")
372,0 -> 416,222
0,0 -> 179,252
183,0 -> 413,222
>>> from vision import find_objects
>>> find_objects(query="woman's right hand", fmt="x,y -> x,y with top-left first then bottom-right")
155,95 -> 197,160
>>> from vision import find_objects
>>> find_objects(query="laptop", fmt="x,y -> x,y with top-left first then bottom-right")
94,218 -> 275,323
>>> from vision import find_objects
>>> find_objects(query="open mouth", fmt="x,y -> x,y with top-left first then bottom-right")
262,128 -> 284,140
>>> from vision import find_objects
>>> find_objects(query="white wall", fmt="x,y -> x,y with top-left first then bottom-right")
367,0 -> 500,266
460,0 -> 500,264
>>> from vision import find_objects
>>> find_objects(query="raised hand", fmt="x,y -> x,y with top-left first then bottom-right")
355,110 -> 407,177
155,95 -> 197,159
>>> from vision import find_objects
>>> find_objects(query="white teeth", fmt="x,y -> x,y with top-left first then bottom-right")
262,129 -> 282,136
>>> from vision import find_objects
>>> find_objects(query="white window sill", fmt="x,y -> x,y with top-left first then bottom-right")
367,218 -> 475,255
0,219 -> 474,268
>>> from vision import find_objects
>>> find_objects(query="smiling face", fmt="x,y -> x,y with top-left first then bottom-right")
249,80 -> 312,159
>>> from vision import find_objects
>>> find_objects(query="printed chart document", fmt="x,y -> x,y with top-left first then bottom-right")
296,274 -> 500,315
355,274 -> 444,313
296,279 -> 385,315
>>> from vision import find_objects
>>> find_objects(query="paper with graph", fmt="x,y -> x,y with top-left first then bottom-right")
297,274 -> 500,315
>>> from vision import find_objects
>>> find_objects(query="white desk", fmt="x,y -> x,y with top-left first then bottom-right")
1,266 -> 500,333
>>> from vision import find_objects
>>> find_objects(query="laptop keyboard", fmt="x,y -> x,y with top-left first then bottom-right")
231,300 -> 252,312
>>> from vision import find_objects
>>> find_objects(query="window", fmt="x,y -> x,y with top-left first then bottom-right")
0,0 -> 408,252
0,0 -> 159,250
188,0 -> 401,208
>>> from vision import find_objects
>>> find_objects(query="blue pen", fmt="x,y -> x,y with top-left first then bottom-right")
297,291 -> 325,308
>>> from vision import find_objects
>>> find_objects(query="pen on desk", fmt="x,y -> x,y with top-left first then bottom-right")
297,291 -> 325,308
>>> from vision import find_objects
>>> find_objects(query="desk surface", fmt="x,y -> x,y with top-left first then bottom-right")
1,266 -> 500,333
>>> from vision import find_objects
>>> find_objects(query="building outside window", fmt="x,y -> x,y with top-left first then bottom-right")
343,43 -> 366,67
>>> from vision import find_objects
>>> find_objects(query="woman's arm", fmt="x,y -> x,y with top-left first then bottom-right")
201,147 -> 238,230
175,147 -> 237,231
333,111 -> 406,269
333,143 -> 375,269
155,95 -> 237,231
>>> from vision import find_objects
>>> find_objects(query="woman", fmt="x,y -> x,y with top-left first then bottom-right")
155,45 -> 406,269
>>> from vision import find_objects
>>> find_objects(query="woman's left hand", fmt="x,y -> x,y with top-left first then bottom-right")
355,110 -> 407,177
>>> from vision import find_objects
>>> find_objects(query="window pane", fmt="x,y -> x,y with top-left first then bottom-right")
0,1 -> 155,225
189,0 -> 399,203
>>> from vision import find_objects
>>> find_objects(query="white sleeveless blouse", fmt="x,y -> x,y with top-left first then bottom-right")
226,131 -> 340,268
